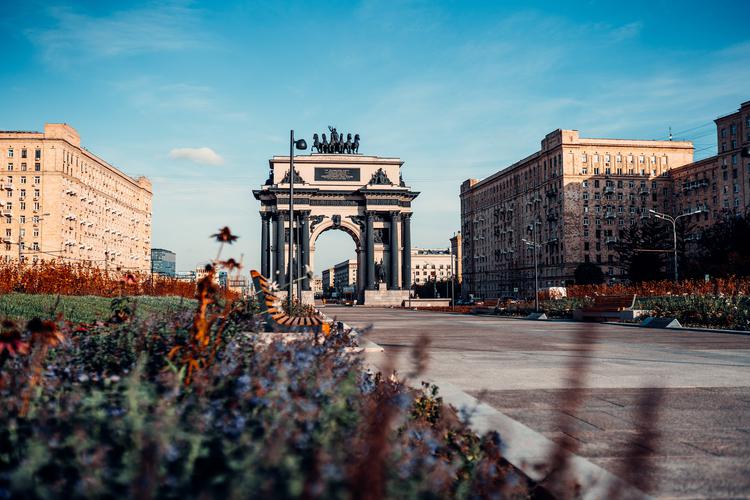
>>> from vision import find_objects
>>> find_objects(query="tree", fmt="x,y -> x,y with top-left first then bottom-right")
614,218 -> 669,282
693,210 -> 750,277
573,262 -> 604,285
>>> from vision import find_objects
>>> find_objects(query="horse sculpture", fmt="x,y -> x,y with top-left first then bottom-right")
312,133 -> 321,153
311,128 -> 360,154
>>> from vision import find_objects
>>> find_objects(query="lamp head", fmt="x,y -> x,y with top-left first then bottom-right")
294,139 -> 307,150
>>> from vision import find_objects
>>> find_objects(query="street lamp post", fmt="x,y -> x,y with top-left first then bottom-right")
288,130 -> 307,312
522,220 -> 541,312
648,208 -> 704,282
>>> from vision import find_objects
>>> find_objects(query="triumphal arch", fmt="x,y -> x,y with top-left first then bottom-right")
253,128 -> 419,305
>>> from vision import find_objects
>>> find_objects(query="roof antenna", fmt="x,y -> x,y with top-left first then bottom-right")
668,126 -> 672,141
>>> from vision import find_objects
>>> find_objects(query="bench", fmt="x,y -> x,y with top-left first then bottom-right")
573,294 -> 647,322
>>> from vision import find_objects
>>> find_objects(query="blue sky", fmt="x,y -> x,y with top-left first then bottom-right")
1,0 -> 748,273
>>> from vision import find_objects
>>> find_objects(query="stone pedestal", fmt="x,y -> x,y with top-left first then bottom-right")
363,289 -> 410,307
377,282 -> 387,291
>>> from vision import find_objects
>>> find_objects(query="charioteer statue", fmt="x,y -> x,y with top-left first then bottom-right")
312,126 -> 360,154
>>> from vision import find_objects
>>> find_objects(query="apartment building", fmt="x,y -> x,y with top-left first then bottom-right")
0,123 -> 152,272
411,248 -> 454,285
333,259 -> 358,291
670,101 -> 750,231
460,129 -> 694,298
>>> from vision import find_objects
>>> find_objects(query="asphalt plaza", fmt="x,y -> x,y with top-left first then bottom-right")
324,306 -> 750,499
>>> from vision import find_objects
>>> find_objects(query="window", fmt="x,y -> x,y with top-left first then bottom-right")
20,163 -> 26,171
594,167 -> 600,175
34,163 -> 40,171
605,154 -> 610,162
7,149 -> 13,158
593,154 -> 599,163
582,180 -> 589,187
33,202 -> 39,210
20,176 -> 26,184
34,150 -> 41,160
19,189 -> 25,198
5,202 -> 11,210
21,149 -> 27,159
581,153 -> 587,163
33,176 -> 40,184
6,163 -> 12,171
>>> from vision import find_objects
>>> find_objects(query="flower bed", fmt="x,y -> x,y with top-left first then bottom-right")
0,294 -> 533,497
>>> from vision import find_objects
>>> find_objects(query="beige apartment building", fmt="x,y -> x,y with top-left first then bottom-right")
460,129 -> 694,298
411,248 -> 454,285
670,100 -> 750,231
0,124 -> 152,272
333,259 -> 358,291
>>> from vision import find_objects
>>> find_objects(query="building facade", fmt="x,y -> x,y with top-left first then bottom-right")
0,123 -> 152,271
449,232 -> 462,284
151,248 -> 176,276
411,248 -> 453,285
321,268 -> 334,295
670,100 -> 750,231
333,259 -> 358,291
460,129 -> 694,298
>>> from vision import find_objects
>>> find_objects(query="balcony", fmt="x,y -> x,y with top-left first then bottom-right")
605,237 -> 618,244
639,188 -> 649,195
605,212 -> 616,219
603,186 -> 614,194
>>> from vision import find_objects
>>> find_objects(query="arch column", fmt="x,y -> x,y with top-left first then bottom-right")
275,211 -> 286,287
402,213 -> 412,290
260,212 -> 271,278
300,211 -> 311,291
366,212 -> 375,290
389,211 -> 400,290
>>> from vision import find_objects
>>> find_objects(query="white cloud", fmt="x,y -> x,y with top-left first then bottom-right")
169,147 -> 224,166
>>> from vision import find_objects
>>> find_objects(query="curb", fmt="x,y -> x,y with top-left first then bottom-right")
601,320 -> 750,336
359,335 -> 652,500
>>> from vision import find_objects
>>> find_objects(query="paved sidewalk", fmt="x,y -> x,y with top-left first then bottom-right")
325,306 -> 750,499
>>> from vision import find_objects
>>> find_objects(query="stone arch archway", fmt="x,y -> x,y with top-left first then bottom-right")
310,221 -> 363,297
254,152 -> 418,304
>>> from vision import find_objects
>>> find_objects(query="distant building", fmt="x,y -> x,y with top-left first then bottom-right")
670,100 -> 750,232
449,232 -> 462,284
411,248 -> 453,285
321,267 -> 334,295
312,276 -> 323,295
227,275 -> 250,296
175,271 -> 196,282
333,259 -> 358,291
151,248 -> 176,276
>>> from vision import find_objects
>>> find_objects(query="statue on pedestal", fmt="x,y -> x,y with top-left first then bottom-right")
375,259 -> 386,284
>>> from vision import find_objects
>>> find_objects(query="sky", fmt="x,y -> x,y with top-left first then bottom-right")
1,0 -> 748,274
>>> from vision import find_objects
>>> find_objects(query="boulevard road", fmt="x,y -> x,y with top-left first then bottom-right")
324,306 -> 750,499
